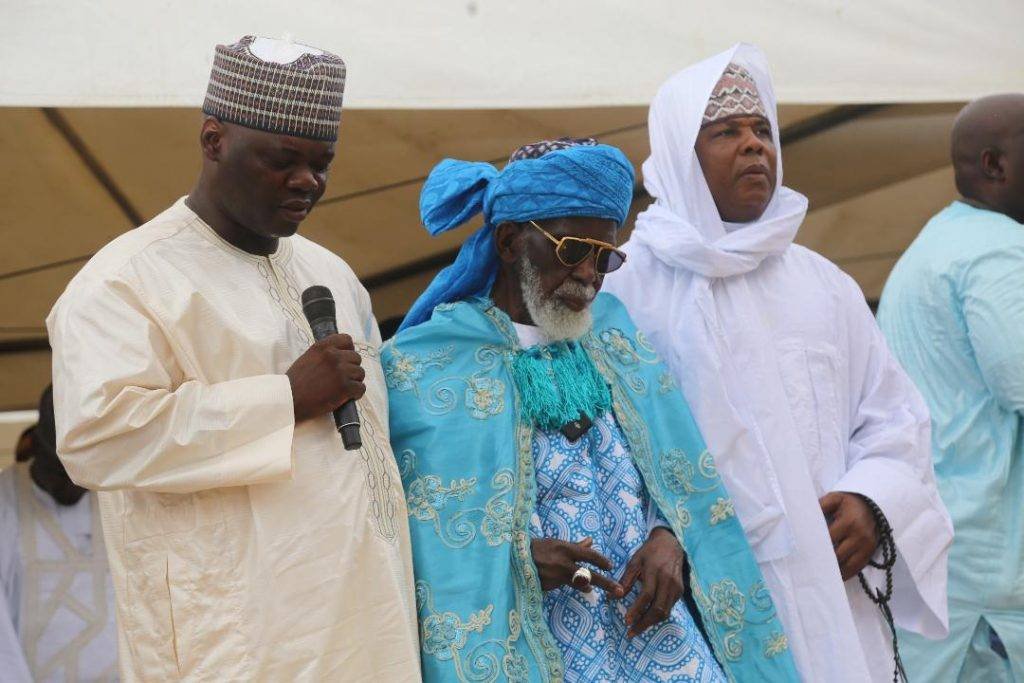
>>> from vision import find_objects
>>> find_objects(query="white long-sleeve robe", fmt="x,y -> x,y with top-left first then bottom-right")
607,241 -> 952,682
46,198 -> 420,681
604,43 -> 952,682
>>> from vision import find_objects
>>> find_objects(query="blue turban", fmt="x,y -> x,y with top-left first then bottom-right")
400,143 -> 635,331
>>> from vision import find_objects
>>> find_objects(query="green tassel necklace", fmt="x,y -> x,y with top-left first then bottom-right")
510,339 -> 612,431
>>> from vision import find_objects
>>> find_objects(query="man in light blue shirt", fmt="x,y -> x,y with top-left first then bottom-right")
878,93 -> 1024,681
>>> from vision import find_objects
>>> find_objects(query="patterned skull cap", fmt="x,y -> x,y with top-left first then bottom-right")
508,137 -> 599,163
702,63 -> 767,127
203,35 -> 346,142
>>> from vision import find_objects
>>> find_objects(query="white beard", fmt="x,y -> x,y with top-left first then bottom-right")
518,257 -> 595,342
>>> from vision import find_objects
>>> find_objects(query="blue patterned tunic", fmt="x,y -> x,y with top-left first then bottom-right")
529,411 -> 726,683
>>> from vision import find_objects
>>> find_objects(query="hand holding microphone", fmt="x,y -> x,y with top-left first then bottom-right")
285,286 -> 363,450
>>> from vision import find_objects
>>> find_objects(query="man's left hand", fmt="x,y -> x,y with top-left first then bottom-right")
620,527 -> 685,638
819,492 -> 878,580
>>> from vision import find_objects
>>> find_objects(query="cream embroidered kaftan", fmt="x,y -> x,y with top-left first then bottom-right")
46,198 -> 420,681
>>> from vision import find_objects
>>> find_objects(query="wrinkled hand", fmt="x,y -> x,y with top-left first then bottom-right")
286,333 -> 366,424
820,492 -> 878,580
530,537 -> 624,596
621,527 -> 685,638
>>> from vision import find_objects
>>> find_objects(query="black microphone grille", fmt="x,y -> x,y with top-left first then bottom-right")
301,285 -> 336,322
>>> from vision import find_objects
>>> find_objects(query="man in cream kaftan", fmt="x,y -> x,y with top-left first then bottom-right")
46,36 -> 420,681
604,44 -> 953,682
48,199 -> 418,680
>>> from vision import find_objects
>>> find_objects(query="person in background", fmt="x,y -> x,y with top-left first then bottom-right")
46,36 -> 420,680
0,385 -> 118,681
603,43 -> 953,682
384,138 -> 798,682
878,93 -> 1024,681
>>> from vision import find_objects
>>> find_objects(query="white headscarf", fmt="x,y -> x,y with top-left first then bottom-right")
634,43 -> 807,275
625,43 -> 810,561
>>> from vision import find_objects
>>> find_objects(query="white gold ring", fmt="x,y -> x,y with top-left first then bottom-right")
571,566 -> 592,588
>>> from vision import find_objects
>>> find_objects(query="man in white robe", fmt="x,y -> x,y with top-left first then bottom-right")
604,43 -> 953,682
46,36 -> 420,681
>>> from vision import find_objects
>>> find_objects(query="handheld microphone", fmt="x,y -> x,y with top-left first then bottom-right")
301,286 -> 362,451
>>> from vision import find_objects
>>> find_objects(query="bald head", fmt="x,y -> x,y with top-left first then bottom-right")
951,93 -> 1024,223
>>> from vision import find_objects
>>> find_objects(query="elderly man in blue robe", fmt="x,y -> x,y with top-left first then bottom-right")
383,138 -> 799,682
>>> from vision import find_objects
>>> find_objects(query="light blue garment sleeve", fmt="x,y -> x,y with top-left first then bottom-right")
962,246 -> 1024,414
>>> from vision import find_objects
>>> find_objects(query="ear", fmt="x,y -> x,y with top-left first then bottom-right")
980,147 -> 1006,182
199,117 -> 226,162
15,428 -> 34,462
494,222 -> 524,264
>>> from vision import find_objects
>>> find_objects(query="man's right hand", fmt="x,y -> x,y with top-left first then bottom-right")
286,334 -> 367,424
530,537 -> 624,597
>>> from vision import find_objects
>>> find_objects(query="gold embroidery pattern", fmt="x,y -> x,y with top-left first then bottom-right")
765,632 -> 789,658
416,582 -> 531,683
254,260 -> 312,344
347,340 -> 403,542
358,415 -> 401,542
709,498 -> 736,525
401,452 -> 514,549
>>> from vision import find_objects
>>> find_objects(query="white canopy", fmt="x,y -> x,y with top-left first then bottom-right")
2,0 -> 1021,108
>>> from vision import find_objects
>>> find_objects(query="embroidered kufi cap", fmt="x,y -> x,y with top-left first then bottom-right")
702,63 -> 767,127
203,35 -> 346,142
508,137 -> 599,163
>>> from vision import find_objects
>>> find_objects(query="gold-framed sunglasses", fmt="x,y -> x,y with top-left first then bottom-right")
529,221 -> 627,274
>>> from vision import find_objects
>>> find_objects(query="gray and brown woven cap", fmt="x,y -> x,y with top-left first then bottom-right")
203,35 -> 346,142
702,63 -> 767,127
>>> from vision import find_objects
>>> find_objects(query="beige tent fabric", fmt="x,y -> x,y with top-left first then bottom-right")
0,103 -> 959,409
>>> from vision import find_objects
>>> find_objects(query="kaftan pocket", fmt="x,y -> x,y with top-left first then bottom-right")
776,341 -> 846,492
122,552 -> 181,679
123,521 -> 250,679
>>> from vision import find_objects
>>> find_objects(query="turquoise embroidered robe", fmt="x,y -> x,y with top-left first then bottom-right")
383,293 -> 798,683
